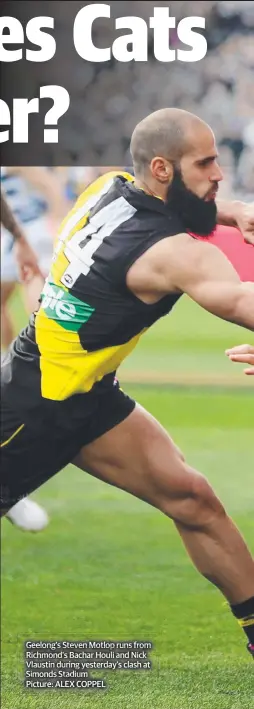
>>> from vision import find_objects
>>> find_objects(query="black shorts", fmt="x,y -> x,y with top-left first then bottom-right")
0,382 -> 135,510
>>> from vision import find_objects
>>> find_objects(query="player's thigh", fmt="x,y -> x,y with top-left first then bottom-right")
74,404 -> 202,513
0,400 -> 81,510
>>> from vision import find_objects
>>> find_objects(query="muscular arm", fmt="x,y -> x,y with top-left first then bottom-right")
1,190 -> 42,281
126,233 -> 254,332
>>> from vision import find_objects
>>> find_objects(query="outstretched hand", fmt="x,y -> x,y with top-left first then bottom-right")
235,203 -> 254,246
226,344 -> 254,375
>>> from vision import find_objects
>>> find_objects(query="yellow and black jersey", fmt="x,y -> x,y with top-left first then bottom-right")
2,171 -> 184,425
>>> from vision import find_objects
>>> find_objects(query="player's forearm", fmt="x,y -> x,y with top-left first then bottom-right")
191,280 -> 254,332
1,192 -> 26,241
216,199 -> 244,228
231,283 -> 254,331
214,282 -> 254,331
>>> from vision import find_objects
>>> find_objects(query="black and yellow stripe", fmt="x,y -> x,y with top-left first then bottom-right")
1,424 -> 25,448
238,614 -> 254,628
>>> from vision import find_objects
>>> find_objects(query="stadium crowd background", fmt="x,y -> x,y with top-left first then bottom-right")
41,0 -> 254,202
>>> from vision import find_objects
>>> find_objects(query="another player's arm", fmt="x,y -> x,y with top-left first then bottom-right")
1,190 -> 26,241
216,198 -> 254,245
126,233 -> 254,332
1,190 -> 41,281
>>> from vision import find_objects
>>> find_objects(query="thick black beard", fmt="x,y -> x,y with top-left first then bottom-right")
166,168 -> 217,236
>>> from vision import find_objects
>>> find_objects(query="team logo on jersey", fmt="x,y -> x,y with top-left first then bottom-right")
62,273 -> 74,286
40,279 -> 94,332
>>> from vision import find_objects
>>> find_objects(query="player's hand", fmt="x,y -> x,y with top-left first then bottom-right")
225,344 -> 254,375
13,235 -> 43,284
234,202 -> 254,245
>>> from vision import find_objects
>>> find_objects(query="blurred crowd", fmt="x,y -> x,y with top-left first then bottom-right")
1,1 -> 254,199
46,0 -> 253,199
10,2 -> 253,195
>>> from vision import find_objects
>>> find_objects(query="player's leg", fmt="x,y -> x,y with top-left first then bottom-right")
1,218 -> 51,532
0,396 -> 84,521
74,404 -> 254,602
6,498 -> 49,531
1,389 -> 49,532
0,241 -> 48,530
74,403 -> 254,654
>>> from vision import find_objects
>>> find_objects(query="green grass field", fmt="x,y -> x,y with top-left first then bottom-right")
1,291 -> 254,709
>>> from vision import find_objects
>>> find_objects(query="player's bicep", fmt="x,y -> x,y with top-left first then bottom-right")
127,232 -> 241,309
167,234 -> 242,318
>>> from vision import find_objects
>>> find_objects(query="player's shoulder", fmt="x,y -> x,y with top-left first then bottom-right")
76,171 -> 134,210
56,171 -> 134,239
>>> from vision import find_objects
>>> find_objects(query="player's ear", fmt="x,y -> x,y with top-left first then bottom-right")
150,157 -> 173,184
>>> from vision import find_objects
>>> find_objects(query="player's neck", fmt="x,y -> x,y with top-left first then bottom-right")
133,178 -> 166,203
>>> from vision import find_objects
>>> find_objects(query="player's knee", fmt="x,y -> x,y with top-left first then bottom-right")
161,463 -> 225,528
188,471 -> 225,527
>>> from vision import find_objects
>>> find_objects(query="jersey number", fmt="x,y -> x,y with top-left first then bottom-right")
58,195 -> 136,288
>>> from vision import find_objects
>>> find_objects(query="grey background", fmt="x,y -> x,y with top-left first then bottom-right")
1,1 -> 254,174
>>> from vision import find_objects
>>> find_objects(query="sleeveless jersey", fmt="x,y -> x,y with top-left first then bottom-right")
2,172 -> 185,424
1,167 -> 47,226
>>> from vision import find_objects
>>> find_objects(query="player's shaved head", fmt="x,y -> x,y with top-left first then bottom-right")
130,108 -> 209,176
129,108 -> 221,236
